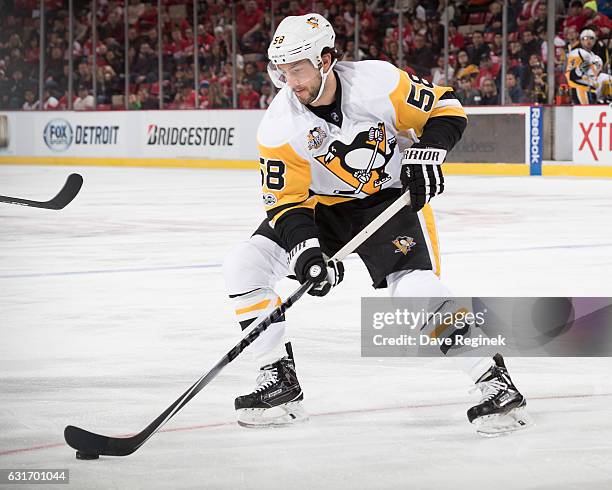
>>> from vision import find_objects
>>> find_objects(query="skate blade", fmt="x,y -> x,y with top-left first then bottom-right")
473,406 -> 533,438
237,401 -> 309,428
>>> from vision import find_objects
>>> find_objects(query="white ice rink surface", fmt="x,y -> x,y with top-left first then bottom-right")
1,165 -> 612,490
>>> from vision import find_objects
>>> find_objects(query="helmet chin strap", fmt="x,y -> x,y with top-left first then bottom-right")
309,59 -> 337,105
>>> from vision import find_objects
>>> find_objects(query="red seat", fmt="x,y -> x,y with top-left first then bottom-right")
96,104 -> 111,111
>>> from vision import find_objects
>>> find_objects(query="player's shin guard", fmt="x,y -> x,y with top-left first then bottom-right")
230,288 -> 288,363
467,353 -> 532,437
234,342 -> 307,428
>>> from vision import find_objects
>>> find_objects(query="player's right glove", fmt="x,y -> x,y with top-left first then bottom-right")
400,144 -> 447,212
288,239 -> 344,297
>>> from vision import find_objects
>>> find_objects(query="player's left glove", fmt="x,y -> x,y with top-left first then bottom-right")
288,239 -> 345,297
400,144 -> 447,212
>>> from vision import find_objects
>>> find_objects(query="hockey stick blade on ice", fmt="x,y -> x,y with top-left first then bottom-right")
0,173 -> 83,210
64,189 -> 412,458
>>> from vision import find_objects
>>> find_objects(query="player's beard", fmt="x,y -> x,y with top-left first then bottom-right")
294,74 -> 323,105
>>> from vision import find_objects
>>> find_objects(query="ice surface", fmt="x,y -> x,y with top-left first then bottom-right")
1,165 -> 612,489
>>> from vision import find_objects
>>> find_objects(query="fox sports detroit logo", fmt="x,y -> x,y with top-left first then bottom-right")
43,119 -> 74,151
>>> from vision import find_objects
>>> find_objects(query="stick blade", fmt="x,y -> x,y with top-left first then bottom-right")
47,173 -> 83,210
64,425 -> 139,457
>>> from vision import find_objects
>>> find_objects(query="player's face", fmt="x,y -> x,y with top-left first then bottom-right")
581,36 -> 595,49
277,59 -> 322,105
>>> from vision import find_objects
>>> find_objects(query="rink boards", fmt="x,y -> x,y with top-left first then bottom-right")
0,105 -> 610,177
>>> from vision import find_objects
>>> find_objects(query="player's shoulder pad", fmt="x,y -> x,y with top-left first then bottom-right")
335,60 -> 401,95
257,87 -> 312,148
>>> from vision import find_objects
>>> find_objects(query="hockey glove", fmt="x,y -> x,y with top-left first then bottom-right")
288,239 -> 344,297
400,144 -> 447,213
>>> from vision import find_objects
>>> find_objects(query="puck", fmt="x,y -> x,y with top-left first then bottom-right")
76,451 -> 99,460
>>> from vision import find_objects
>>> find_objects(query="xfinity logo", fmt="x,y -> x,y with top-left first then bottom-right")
578,112 -> 610,161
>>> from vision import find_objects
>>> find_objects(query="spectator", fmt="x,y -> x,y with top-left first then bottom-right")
209,79 -> 231,109
259,81 -> 274,109
98,65 -> 121,104
504,72 -> 526,103
455,74 -> 482,106
517,0 -> 544,29
466,31 -> 490,66
74,85 -> 95,110
204,42 -> 227,76
174,84 -> 195,110
447,22 -> 465,53
219,82 -> 233,108
139,86 -> 158,110
198,80 -> 211,109
480,78 -> 500,105
132,43 -> 157,84
384,39 -> 401,67
22,88 -> 39,110
74,61 -> 93,89
455,50 -> 471,73
43,87 -> 60,110
431,55 -> 454,86
508,40 -> 526,70
8,68 -> 26,109
406,34 -> 434,77
485,2 -> 503,35
364,43 -> 386,61
236,0 -> 264,52
506,0 -> 521,33
491,33 -> 504,57
476,53 -> 500,89
242,62 -> 266,93
563,0 -> 588,33
521,30 -> 541,59
530,3 -> 548,35
25,35 -> 40,64
526,62 -> 548,103
129,93 -> 142,110
520,53 -> 542,89
99,10 -> 123,43
238,81 -> 260,109
0,68 -> 9,108
582,1 -> 612,32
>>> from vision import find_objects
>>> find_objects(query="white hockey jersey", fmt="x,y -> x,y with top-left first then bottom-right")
257,60 -> 467,223
566,47 -> 603,91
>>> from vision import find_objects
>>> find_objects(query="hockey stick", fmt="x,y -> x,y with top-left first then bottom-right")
64,189 -> 412,458
0,173 -> 83,210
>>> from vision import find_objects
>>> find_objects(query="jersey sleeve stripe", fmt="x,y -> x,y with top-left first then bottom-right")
267,197 -> 317,222
429,107 -> 468,119
433,98 -> 463,109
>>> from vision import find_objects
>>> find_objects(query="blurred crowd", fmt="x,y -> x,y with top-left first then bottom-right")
0,0 -> 610,110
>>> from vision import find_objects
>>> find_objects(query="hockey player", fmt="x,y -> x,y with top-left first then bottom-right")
565,29 -> 611,104
222,13 -> 528,436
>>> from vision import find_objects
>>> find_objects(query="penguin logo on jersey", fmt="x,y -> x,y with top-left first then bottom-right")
315,122 -> 396,195
392,236 -> 416,255
307,127 -> 327,150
